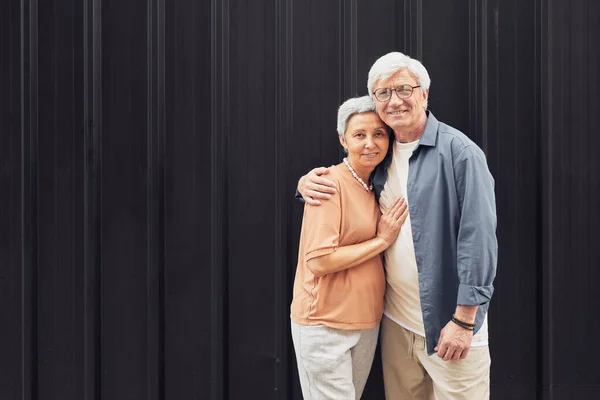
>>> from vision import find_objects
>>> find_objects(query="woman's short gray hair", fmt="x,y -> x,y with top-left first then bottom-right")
337,96 -> 377,137
367,52 -> 431,108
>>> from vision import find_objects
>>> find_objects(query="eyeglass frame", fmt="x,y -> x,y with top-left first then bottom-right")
372,84 -> 422,102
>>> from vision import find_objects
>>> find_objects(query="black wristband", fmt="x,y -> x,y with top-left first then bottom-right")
452,314 -> 476,327
451,316 -> 475,330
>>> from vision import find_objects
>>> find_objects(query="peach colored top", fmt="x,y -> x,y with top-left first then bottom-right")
290,163 -> 386,330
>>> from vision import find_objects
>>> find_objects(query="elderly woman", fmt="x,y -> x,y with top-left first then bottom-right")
290,95 -> 408,400
297,52 -> 497,400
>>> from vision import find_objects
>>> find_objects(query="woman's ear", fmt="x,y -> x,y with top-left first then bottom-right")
338,134 -> 347,149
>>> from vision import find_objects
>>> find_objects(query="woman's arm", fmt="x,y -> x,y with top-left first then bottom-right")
307,236 -> 388,277
307,197 -> 407,277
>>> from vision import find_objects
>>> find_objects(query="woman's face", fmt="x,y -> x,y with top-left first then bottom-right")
339,111 -> 390,170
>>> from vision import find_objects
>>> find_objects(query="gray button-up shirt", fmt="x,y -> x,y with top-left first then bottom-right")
372,112 -> 498,355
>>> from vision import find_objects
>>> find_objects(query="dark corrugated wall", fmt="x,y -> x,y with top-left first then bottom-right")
0,0 -> 599,399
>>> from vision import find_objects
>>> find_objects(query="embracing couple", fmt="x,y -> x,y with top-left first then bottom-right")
290,52 -> 498,400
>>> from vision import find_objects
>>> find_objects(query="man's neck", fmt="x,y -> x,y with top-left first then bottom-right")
394,113 -> 428,143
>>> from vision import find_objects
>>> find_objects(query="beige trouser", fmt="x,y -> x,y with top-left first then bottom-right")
381,315 -> 490,400
291,321 -> 380,400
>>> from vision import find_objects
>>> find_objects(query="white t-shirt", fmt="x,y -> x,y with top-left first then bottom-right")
379,140 -> 488,347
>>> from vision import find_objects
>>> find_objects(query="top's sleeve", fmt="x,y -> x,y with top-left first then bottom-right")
295,189 -> 305,203
301,178 -> 342,261
453,145 -> 498,306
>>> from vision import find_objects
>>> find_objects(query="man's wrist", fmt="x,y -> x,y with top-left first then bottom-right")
454,305 -> 477,324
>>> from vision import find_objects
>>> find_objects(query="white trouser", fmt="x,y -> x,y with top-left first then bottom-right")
291,320 -> 379,400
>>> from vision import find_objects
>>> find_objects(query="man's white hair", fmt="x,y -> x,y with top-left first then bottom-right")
367,52 -> 431,108
337,96 -> 377,137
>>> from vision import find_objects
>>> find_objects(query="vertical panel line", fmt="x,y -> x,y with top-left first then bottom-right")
20,0 -> 38,397
83,0 -> 102,397
211,0 -> 229,398
338,0 -> 344,104
481,0 -> 488,152
541,0 -> 554,397
350,0 -> 357,94
158,0 -> 166,395
534,0 -> 542,398
415,0 -> 422,59
146,0 -> 166,398
404,0 -> 423,59
468,0 -> 478,144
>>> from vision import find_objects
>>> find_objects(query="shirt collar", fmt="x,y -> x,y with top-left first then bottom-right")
417,111 -> 439,147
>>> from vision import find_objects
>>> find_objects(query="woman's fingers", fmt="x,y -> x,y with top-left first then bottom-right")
386,197 -> 402,215
398,207 -> 409,225
390,198 -> 407,219
395,199 -> 407,217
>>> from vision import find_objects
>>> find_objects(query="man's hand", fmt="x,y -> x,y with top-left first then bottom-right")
297,167 -> 337,206
434,320 -> 474,362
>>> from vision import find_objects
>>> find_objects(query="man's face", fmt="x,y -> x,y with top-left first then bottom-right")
373,68 -> 429,134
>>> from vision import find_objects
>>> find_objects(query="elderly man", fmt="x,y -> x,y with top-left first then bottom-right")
297,52 -> 497,399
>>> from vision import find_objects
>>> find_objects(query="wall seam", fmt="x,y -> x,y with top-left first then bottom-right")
146,0 -> 166,398
211,0 -> 229,398
20,0 -> 38,397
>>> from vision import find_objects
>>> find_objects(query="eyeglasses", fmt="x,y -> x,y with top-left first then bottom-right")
373,85 -> 421,102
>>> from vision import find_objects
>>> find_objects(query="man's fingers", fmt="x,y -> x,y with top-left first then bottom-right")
452,349 -> 463,360
307,180 -> 337,194
443,347 -> 455,362
305,189 -> 333,200
311,166 -> 331,176
436,343 -> 447,359
311,176 -> 336,188
459,348 -> 469,359
304,196 -> 321,206
437,347 -> 447,359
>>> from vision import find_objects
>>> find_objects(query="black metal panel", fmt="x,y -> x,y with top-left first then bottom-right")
226,0 -> 281,397
35,0 -> 86,398
542,0 -> 600,397
162,0 -> 216,398
421,0 -> 470,132
100,0 -> 150,398
0,0 -> 25,398
356,0 -> 403,93
484,1 -> 541,398
2,0 -> 600,399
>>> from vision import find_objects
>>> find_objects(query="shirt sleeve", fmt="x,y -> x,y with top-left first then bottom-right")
453,145 -> 498,306
301,178 -> 342,261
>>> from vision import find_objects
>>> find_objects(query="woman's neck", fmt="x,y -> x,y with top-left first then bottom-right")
346,157 -> 373,182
